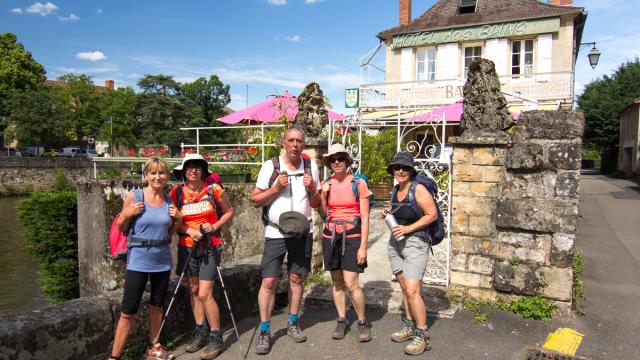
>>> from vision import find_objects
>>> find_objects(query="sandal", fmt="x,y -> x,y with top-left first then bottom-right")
145,343 -> 176,360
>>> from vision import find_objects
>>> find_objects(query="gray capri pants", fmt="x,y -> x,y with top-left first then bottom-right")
388,235 -> 429,280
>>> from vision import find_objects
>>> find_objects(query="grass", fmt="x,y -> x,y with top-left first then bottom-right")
303,270 -> 330,288
461,295 -> 557,323
572,249 -> 586,315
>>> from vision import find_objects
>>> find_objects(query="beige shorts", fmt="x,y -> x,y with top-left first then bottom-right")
388,235 -> 429,280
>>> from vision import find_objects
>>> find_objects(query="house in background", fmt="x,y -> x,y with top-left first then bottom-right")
359,0 -> 587,123
619,99 -> 640,179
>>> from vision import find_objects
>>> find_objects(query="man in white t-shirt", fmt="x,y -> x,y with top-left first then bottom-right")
250,126 -> 321,355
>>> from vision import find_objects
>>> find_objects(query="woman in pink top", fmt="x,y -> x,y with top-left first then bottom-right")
319,143 -> 372,342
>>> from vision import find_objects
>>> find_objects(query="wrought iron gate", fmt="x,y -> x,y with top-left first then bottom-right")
328,109 -> 452,286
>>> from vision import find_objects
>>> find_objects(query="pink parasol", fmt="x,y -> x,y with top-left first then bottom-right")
218,91 -> 345,124
413,100 -> 520,123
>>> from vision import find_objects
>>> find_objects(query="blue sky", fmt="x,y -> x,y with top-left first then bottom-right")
1,0 -> 639,115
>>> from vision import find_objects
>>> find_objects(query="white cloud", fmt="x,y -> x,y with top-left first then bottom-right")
305,0 -> 324,3
266,0 -> 286,6
76,51 -> 107,62
25,2 -> 58,16
97,8 -> 103,14
284,35 -> 302,42
58,62 -> 118,74
58,13 -> 79,22
10,8 -> 23,14
214,68 -> 306,89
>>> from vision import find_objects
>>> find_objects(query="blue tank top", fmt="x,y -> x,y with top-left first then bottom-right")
126,195 -> 173,272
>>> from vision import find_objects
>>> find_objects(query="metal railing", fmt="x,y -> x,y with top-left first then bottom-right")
359,71 -> 574,108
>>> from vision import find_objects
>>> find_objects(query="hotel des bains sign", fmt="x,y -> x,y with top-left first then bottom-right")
391,18 -> 560,49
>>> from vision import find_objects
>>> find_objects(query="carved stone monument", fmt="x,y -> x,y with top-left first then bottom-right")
459,59 -> 515,141
293,81 -> 328,138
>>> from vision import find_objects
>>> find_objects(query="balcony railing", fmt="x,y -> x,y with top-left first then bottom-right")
359,72 -> 574,109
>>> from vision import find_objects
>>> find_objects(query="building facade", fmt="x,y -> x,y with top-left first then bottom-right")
360,0 -> 586,114
619,99 -> 640,179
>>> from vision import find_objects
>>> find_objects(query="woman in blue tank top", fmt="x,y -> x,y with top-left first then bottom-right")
109,157 -> 182,360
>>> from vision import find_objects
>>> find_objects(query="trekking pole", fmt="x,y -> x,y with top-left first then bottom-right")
216,254 -> 243,355
152,243 -> 195,345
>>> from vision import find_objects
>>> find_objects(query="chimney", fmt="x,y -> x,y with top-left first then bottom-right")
104,80 -> 115,89
400,0 -> 411,25
550,0 -> 572,6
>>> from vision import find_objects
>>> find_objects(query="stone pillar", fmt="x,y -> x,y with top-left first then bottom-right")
304,138 -> 328,272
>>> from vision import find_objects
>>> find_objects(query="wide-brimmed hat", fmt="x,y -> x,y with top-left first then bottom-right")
173,153 -> 211,181
386,151 -> 416,175
322,143 -> 352,168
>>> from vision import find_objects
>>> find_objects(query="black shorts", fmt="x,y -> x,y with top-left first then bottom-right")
177,244 -> 222,281
261,234 -> 312,278
121,270 -> 170,315
322,235 -> 367,273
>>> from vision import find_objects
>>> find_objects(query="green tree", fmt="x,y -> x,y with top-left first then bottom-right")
361,128 -> 398,184
50,74 -> 104,142
182,75 -> 231,123
0,32 -> 46,136
5,84 -> 68,148
578,58 -> 640,172
99,87 -> 138,149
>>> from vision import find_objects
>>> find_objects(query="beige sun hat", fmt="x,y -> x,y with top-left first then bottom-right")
173,153 -> 212,180
322,143 -> 352,168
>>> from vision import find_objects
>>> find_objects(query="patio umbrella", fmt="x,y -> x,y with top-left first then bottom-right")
218,91 -> 345,124
412,100 -> 520,123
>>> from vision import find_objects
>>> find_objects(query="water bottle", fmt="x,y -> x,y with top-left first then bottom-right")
384,213 -> 405,241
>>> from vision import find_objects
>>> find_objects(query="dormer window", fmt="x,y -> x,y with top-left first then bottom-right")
458,0 -> 477,15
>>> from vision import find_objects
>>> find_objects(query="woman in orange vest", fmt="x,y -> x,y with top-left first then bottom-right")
169,154 -> 233,360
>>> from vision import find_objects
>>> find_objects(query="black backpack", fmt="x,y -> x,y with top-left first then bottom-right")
391,174 -> 445,247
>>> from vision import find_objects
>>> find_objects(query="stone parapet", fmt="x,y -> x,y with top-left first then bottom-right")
449,110 -> 583,306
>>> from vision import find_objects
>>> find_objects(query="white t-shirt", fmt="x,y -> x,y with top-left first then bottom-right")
255,156 -> 320,239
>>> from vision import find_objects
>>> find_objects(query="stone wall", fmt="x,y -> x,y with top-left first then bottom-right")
0,157 -> 132,195
450,110 -> 583,306
0,256 -> 264,360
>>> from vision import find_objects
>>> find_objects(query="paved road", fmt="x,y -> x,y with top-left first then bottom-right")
171,174 -> 639,360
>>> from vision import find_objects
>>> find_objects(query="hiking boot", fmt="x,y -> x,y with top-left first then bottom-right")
390,316 -> 415,343
255,331 -> 271,355
185,326 -> 209,353
404,328 -> 431,356
332,318 -> 350,340
356,320 -> 372,342
200,331 -> 224,360
287,320 -> 307,343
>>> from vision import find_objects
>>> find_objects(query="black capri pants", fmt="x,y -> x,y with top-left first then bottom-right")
121,269 -> 171,315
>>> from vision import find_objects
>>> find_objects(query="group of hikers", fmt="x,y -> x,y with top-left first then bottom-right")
107,125 -> 439,360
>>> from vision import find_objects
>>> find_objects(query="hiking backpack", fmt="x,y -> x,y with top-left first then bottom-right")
391,174 -> 446,247
109,189 -> 172,260
262,156 -> 312,227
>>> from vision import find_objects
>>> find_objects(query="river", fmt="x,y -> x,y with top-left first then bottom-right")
0,197 -> 48,313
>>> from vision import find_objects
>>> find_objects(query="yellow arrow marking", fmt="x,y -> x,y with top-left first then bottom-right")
543,327 -> 584,356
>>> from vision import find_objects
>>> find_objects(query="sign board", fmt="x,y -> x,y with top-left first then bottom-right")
391,17 -> 560,49
345,88 -> 359,108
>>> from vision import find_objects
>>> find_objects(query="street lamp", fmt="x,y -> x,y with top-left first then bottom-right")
580,42 -> 601,69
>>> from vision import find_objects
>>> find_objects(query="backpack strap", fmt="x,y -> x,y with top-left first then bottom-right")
407,181 -> 424,217
262,157 -> 281,227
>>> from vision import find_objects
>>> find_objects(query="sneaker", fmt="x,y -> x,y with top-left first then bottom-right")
145,343 -> 173,360
332,318 -> 350,340
200,331 -> 224,360
404,328 -> 431,356
185,326 -> 209,353
287,320 -> 307,343
255,331 -> 271,355
356,320 -> 372,342
390,317 -> 415,343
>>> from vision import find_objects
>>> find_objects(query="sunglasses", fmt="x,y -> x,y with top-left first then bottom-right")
392,165 -> 413,172
184,166 -> 202,172
328,156 -> 347,164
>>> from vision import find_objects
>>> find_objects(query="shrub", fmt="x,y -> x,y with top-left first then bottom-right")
18,191 -> 78,302
361,128 -> 398,184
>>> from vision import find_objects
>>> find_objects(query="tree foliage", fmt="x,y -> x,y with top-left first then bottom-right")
578,58 -> 640,151
99,87 -> 138,148
50,74 -> 103,141
361,128 -> 399,184
0,32 -> 46,131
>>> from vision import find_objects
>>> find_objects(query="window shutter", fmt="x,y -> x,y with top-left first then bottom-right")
436,43 -> 459,80
485,39 -> 508,76
537,34 -> 552,76
400,48 -> 413,82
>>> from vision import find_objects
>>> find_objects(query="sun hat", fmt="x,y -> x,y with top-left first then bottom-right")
322,143 -> 353,168
173,153 -> 212,180
386,151 -> 416,175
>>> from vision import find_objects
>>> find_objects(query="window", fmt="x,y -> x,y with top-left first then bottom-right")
417,48 -> 436,81
511,39 -> 534,77
463,46 -> 482,78
458,0 -> 477,14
